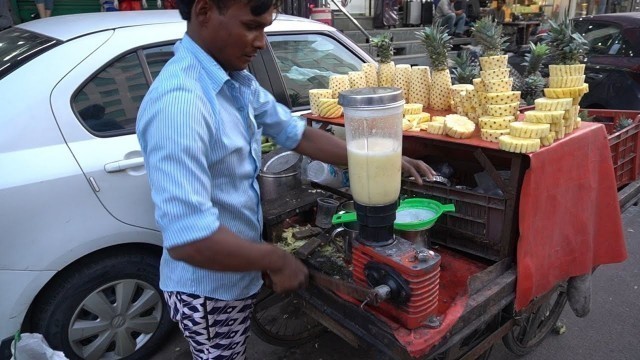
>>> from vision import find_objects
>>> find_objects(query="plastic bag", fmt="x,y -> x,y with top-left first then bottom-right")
11,333 -> 68,360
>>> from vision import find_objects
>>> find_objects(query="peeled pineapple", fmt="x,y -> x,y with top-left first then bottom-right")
348,71 -> 367,89
534,97 -> 573,111
444,114 -> 476,139
484,78 -> 513,93
316,99 -> 343,118
481,128 -> 510,142
309,89 -> 333,115
361,63 -> 378,87
404,103 -> 424,115
486,91 -> 522,105
426,121 -> 445,135
498,135 -> 541,153
409,66 -> 431,107
509,122 -> 551,138
524,110 -> 565,124
479,115 -> 514,130
328,75 -> 350,99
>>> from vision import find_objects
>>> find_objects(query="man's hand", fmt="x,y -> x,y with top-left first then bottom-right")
402,156 -> 436,185
267,248 -> 309,293
455,9 -> 464,15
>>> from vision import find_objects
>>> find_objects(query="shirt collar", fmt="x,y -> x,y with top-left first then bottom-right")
179,34 -> 255,92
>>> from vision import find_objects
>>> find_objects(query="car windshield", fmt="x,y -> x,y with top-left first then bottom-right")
573,21 -> 635,57
0,28 -> 60,80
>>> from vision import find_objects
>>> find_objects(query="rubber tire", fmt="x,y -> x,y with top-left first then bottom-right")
502,286 -> 568,356
250,287 -> 326,348
30,251 -> 174,360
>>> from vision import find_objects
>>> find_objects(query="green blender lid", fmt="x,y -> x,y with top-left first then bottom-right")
331,198 -> 455,231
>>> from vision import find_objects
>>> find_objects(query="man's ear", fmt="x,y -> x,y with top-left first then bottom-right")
192,0 -> 212,24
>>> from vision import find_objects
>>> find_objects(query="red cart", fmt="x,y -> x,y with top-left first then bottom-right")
253,112 -> 631,359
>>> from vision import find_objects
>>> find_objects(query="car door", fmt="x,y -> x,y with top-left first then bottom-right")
574,20 -> 640,110
50,23 -> 184,230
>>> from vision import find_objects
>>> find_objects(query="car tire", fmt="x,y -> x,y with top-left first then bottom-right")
31,250 -> 174,360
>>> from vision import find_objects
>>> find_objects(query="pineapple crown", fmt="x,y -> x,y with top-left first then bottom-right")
522,42 -> 550,77
416,19 -> 452,71
543,19 -> 588,65
471,17 -> 509,57
370,33 -> 394,64
452,50 -> 479,85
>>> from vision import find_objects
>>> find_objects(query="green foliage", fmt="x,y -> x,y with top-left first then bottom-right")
371,33 -> 394,64
543,19 -> 589,65
472,17 -> 509,57
416,19 -> 453,71
579,109 -> 595,122
522,75 -> 546,105
522,42 -> 550,77
452,51 -> 479,84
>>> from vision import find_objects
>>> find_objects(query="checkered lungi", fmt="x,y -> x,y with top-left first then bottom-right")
164,291 -> 256,360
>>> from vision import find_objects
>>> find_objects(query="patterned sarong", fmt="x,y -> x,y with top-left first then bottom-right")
164,291 -> 256,360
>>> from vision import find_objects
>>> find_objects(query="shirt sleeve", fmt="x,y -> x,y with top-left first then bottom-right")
436,0 -> 453,16
137,78 -> 220,249
251,83 -> 306,150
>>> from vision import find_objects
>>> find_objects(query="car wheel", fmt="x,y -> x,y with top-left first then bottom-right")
31,251 -> 173,360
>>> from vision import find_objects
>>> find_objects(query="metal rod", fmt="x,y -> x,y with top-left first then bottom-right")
328,0 -> 372,43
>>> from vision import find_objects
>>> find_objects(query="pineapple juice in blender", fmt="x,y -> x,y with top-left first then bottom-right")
347,137 -> 401,205
339,87 -> 404,207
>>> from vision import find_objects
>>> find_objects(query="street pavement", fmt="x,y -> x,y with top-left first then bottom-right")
152,204 -> 640,360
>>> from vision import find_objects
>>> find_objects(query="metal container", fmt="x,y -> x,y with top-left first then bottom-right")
259,151 -> 301,201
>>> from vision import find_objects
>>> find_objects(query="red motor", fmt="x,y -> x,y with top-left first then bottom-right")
352,237 -> 441,329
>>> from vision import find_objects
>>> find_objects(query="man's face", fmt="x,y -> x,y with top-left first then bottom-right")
193,0 -> 274,72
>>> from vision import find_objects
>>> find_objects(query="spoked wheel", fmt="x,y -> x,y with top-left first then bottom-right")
503,283 -> 568,356
251,287 -> 326,347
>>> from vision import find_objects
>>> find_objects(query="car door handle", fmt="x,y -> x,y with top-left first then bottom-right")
104,157 -> 144,173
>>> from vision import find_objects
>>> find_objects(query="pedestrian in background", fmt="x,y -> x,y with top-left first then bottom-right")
436,0 -> 467,37
488,0 -> 505,23
136,0 -> 435,358
34,0 -> 53,18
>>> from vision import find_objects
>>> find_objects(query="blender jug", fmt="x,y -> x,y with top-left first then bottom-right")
339,87 -> 405,206
339,87 -> 404,245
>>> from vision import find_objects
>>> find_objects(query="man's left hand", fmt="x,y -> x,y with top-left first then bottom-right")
402,156 -> 437,185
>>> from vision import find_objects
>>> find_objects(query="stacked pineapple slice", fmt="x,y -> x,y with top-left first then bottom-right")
450,84 -> 479,121
542,18 -> 590,136
471,17 -> 521,140
402,103 -> 431,132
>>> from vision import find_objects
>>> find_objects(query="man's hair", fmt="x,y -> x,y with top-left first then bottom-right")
177,0 -> 281,21
178,0 -> 282,21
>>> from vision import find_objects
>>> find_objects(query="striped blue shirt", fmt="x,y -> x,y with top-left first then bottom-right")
137,34 -> 306,300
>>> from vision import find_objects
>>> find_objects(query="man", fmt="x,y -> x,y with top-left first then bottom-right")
136,0 -> 435,358
488,0 -> 505,23
436,0 -> 467,37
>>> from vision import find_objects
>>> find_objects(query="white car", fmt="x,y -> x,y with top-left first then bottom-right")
0,10 -> 372,359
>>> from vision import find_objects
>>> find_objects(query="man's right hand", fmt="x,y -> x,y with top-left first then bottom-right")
267,248 -> 309,293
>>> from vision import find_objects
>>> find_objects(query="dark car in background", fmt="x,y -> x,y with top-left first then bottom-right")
572,12 -> 640,110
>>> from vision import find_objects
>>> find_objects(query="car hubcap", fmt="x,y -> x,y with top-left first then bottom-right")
68,279 -> 162,360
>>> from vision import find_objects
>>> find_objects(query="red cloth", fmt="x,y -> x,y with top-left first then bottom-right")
515,122 -> 628,310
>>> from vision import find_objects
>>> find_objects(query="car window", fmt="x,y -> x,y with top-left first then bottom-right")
267,33 -> 364,108
73,52 -> 149,134
73,44 -> 176,135
574,22 -> 624,56
144,45 -> 175,80
0,28 -> 60,80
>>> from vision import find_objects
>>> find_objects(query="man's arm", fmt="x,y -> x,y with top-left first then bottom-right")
168,227 -> 307,293
294,127 -> 436,182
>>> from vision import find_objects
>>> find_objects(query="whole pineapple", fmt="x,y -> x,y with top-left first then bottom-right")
472,18 -> 510,71
543,19 -> 589,105
371,33 -> 395,87
416,19 -> 453,110
452,50 -> 479,85
544,19 -> 588,66
521,42 -> 550,105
